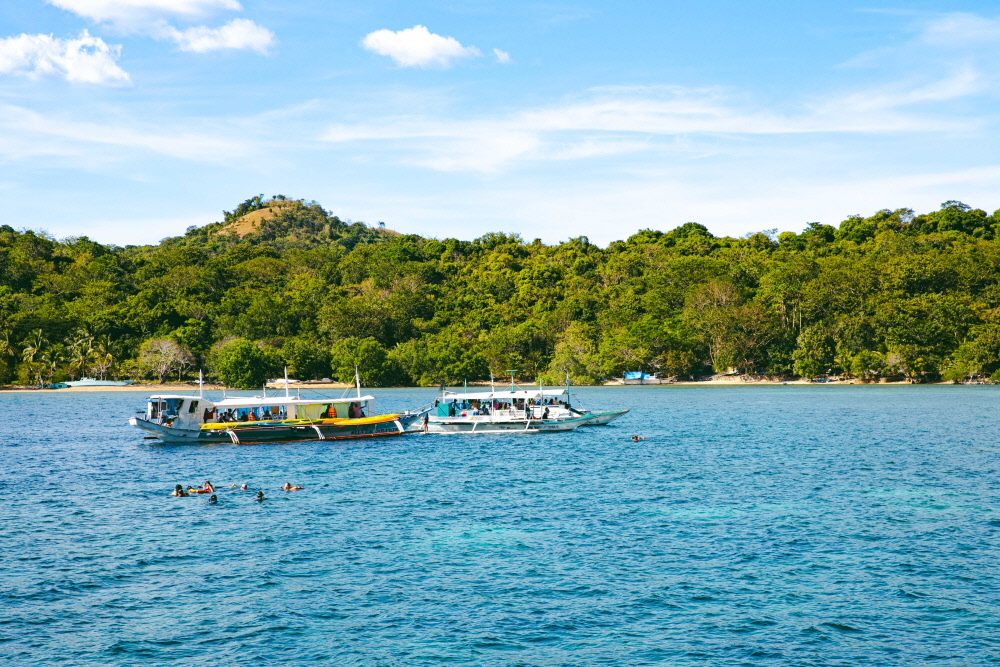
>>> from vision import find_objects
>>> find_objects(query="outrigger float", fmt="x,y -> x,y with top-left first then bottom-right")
129,373 -> 423,444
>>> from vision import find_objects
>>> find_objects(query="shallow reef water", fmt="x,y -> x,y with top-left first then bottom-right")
1,385 -> 999,665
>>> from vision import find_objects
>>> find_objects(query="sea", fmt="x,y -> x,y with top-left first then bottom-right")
1,385 -> 999,666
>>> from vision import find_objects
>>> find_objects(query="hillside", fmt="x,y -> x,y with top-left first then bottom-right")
2,197 -> 1000,388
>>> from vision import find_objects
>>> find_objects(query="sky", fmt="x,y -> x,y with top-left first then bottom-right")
1,1 -> 999,246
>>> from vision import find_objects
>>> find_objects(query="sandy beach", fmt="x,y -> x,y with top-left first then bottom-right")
0,382 -> 357,394
0,377 -> 945,393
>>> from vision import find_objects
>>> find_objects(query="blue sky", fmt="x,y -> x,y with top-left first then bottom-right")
1,1 -> 999,246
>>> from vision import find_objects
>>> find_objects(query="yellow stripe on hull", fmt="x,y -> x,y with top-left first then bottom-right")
199,414 -> 402,430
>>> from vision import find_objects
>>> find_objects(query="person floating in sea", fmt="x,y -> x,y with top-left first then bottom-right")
208,494 -> 218,504
187,480 -> 215,494
256,491 -> 266,502
282,482 -> 305,491
170,484 -> 188,497
229,483 -> 250,490
631,434 -> 647,442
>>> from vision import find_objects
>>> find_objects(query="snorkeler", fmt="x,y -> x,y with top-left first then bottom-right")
255,491 -> 265,502
170,484 -> 188,497
208,494 -> 218,504
631,434 -> 647,442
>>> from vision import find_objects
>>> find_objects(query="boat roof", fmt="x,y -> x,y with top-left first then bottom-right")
440,388 -> 568,400
145,394 -> 375,407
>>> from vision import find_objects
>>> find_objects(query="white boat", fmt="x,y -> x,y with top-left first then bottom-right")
129,388 -> 423,444
65,377 -> 134,387
617,371 -> 663,385
418,380 -> 627,434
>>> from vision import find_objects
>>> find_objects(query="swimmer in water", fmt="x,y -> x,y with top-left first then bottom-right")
170,484 -> 188,497
256,491 -> 265,502
631,434 -> 647,442
203,480 -> 215,493
208,494 -> 218,504
282,482 -> 304,491
240,483 -> 248,491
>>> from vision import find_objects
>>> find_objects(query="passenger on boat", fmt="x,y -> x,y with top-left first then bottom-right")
170,484 -> 188,497
325,405 -> 337,418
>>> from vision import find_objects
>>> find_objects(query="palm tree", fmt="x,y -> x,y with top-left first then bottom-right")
91,335 -> 115,380
67,328 -> 94,380
40,349 -> 62,385
21,329 -> 48,387
0,331 -> 12,385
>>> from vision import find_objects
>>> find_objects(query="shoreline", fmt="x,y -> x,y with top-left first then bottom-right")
0,379 -> 973,394
0,382 -> 355,394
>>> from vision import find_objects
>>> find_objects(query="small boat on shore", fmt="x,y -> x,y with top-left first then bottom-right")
129,387 -> 423,444
66,377 -> 134,387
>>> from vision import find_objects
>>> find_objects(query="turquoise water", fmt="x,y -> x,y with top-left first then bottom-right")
2,385 -> 999,665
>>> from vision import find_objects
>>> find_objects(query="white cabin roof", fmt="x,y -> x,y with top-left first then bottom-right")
146,394 -> 374,407
440,388 -> 568,401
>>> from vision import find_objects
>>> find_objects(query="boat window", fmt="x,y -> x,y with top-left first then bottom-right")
300,404 -> 328,420
188,400 -> 199,413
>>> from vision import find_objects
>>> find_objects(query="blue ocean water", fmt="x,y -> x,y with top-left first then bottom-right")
1,385 -> 999,666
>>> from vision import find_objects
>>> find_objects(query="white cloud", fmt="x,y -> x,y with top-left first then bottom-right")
361,25 -> 481,68
320,80 -> 975,173
162,18 -> 274,53
493,48 -> 511,64
0,31 -> 129,85
920,13 -> 1000,47
48,0 -> 242,26
0,103 -> 253,163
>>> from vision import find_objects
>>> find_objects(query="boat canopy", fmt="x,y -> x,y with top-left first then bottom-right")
145,394 -> 375,407
439,388 -> 568,401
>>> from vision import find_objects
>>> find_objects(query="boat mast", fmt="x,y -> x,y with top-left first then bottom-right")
355,366 -> 361,399
507,369 -> 517,392
284,366 -> 290,399
198,369 -> 204,399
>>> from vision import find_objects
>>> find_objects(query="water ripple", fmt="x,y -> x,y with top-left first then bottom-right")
2,386 -> 1000,665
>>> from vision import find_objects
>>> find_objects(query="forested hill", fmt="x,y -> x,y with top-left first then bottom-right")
3,196 -> 1000,389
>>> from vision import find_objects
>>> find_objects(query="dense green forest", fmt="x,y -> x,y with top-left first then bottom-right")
3,196 -> 1000,388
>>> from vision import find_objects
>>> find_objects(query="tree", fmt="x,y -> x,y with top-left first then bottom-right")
20,329 -> 48,386
282,337 -> 332,380
792,324 -> 834,378
90,335 -> 115,380
210,339 -> 282,389
329,337 -> 399,386
138,338 -> 195,384
66,328 -> 94,380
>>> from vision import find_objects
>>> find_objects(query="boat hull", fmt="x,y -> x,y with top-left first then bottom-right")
419,415 -> 590,434
579,409 -> 630,426
129,413 -> 421,444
